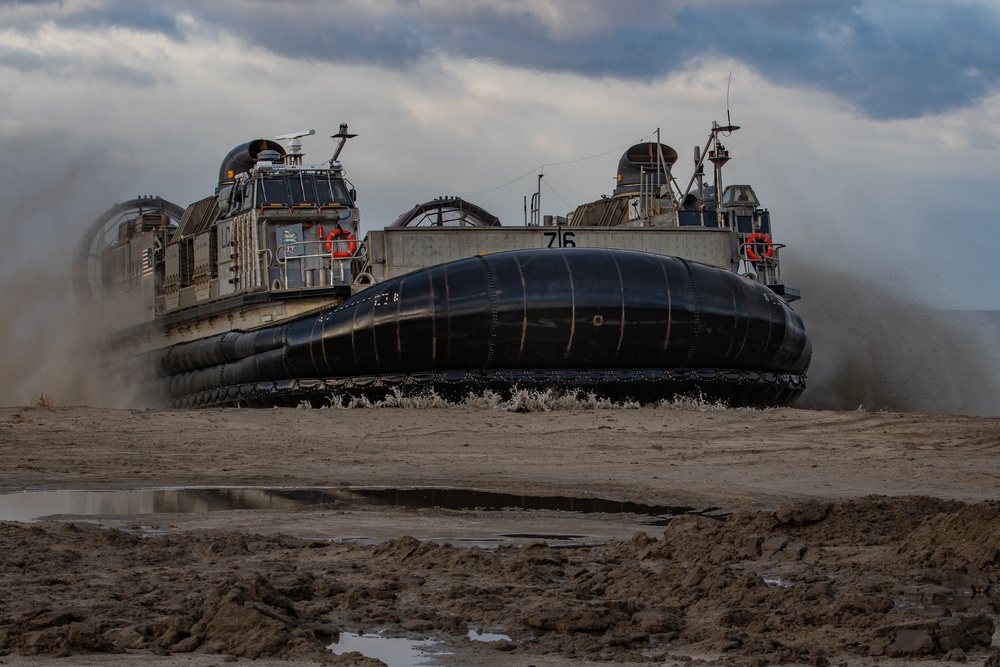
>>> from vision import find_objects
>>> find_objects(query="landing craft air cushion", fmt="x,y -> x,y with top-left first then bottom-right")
74,122 -> 811,407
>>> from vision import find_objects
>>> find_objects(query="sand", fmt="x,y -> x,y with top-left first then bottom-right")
1,401 -> 999,666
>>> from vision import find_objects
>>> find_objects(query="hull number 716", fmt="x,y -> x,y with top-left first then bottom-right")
544,230 -> 576,248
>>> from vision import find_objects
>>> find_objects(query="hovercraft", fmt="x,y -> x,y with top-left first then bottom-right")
75,122 -> 811,407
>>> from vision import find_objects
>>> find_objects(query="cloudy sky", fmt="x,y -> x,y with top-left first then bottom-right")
2,0 -> 999,410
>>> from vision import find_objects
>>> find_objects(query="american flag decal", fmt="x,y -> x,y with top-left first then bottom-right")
142,248 -> 154,276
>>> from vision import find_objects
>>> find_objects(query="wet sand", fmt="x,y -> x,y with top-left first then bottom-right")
1,403 -> 999,666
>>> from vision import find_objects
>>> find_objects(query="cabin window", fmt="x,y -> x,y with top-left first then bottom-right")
242,183 -> 254,210
723,185 -> 759,207
288,175 -> 314,205
258,179 -> 287,206
317,176 -> 353,206
252,175 -> 352,207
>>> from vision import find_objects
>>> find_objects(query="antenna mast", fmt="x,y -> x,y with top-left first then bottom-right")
330,123 -> 358,163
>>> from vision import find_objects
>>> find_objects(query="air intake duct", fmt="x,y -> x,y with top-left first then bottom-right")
217,139 -> 286,190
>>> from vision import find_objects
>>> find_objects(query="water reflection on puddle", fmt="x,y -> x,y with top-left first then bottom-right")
327,628 -> 511,667
0,488 -> 310,523
761,574 -> 793,587
328,632 -> 439,666
468,628 -> 511,642
0,486 -> 710,523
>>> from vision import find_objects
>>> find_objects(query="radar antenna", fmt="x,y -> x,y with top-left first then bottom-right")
275,129 -> 315,165
275,129 -> 316,141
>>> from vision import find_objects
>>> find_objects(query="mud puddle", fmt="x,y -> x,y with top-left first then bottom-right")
327,627 -> 511,666
328,632 -> 441,666
0,485 -> 718,523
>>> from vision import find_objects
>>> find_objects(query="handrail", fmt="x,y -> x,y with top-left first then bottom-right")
275,238 -> 358,261
738,239 -> 785,285
274,238 -> 361,289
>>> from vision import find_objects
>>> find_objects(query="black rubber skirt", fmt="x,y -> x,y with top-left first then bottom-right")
158,248 -> 812,408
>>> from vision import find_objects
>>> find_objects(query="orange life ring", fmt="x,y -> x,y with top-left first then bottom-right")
323,228 -> 340,253
333,231 -> 356,258
745,233 -> 774,261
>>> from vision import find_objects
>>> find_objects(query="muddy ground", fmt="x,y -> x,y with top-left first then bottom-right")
0,402 -> 999,667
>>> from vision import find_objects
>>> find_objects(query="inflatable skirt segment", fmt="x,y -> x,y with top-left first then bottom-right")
159,248 -> 812,407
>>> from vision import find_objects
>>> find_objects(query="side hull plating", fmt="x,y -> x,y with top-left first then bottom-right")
160,248 -> 811,407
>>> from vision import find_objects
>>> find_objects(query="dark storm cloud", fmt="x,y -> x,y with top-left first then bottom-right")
0,1 -> 178,83
6,1 -> 184,37
193,0 -> 1000,120
3,0 -> 999,119
206,11 -> 429,72
695,1 -> 1000,120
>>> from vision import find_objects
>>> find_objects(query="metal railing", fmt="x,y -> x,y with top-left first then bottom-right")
274,238 -> 360,289
739,238 -> 784,286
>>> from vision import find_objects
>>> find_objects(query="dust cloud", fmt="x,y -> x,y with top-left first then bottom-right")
786,254 -> 1000,416
0,253 -> 133,408
0,144 -> 144,409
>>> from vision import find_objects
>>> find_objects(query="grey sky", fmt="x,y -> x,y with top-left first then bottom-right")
1,0 -> 999,409
2,1 -> 997,296
7,1 -> 999,118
